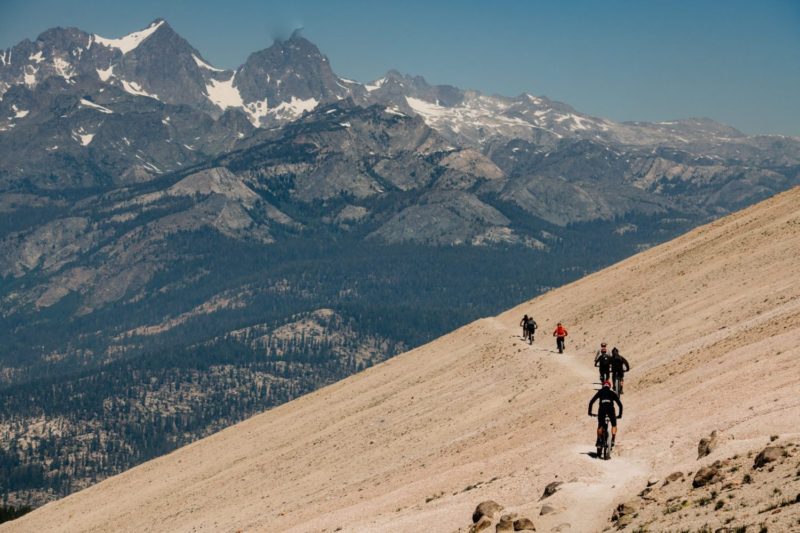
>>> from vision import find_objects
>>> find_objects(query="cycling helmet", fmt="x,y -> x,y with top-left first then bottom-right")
602,380 -> 611,388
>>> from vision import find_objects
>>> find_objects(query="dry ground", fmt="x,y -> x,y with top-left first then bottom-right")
4,187 -> 800,532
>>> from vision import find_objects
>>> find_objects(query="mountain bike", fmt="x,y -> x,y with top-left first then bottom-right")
556,336 -> 565,354
590,412 -> 612,460
526,324 -> 536,344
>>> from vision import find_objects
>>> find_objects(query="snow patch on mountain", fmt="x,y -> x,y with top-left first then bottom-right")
384,106 -> 406,117
206,75 -> 244,110
243,99 -> 269,125
269,96 -> 318,120
52,57 -> 74,80
94,20 -> 164,55
121,80 -> 160,100
96,66 -> 114,82
72,130 -> 95,146
365,77 -> 386,92
28,52 -> 44,64
79,98 -> 113,114
24,66 -> 37,87
205,75 -> 278,127
406,94 -> 550,144
192,54 -> 225,73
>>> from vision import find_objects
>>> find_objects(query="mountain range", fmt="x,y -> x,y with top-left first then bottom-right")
1,19 -> 799,509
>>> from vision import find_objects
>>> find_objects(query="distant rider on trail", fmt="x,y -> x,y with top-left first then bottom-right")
553,322 -> 568,353
520,315 -> 531,339
525,316 -> 538,343
594,342 -> 612,383
610,347 -> 631,394
588,380 -> 623,448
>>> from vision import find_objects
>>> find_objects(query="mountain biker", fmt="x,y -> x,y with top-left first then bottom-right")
520,315 -> 530,339
610,347 -> 631,394
588,380 -> 623,448
552,323 -> 568,353
525,317 -> 538,342
594,343 -> 612,383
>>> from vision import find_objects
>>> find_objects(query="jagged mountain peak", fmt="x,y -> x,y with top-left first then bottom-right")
92,19 -> 168,55
232,30 -> 350,122
244,32 -> 329,68
34,26 -> 92,48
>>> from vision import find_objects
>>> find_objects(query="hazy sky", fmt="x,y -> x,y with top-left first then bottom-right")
1,0 -> 798,136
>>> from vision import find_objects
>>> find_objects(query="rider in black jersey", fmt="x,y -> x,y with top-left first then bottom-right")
610,347 -> 631,394
588,381 -> 623,447
520,315 -> 530,339
525,317 -> 538,342
594,347 -> 612,383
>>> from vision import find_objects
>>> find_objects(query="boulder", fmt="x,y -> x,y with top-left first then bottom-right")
753,446 -> 784,468
692,463 -> 723,488
513,517 -> 536,531
665,471 -> 684,484
473,501 -> 504,523
551,524 -> 571,532
496,514 -> 515,533
646,477 -> 659,487
638,486 -> 655,500
470,516 -> 493,533
698,430 -> 719,459
541,481 -> 563,499
612,501 -> 639,520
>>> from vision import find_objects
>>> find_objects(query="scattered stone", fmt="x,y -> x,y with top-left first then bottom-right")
539,504 -> 557,515
469,516 -> 493,533
496,514 -> 515,533
647,477 -> 660,487
541,481 -> 563,499
513,517 -> 536,531
639,486 -> 656,500
473,501 -> 504,523
753,446 -> 784,468
665,471 -> 684,484
698,430 -> 720,459
693,463 -> 723,488
612,500 -> 639,521
616,515 -> 633,528
722,480 -> 741,491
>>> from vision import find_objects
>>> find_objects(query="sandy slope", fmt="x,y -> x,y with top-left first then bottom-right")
4,187 -> 800,532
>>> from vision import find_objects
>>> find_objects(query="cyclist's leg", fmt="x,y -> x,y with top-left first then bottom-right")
596,416 -> 604,445
608,412 -> 618,444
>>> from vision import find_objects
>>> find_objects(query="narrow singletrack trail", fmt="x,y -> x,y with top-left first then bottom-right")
489,316 -> 649,531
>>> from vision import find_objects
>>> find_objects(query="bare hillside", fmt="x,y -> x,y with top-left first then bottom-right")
4,187 -> 800,532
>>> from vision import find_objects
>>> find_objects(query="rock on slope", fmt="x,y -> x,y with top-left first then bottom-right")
4,187 -> 799,532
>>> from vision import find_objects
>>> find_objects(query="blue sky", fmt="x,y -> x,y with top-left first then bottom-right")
1,0 -> 798,136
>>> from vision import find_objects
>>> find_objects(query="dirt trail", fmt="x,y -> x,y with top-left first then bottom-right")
488,316 -> 648,531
